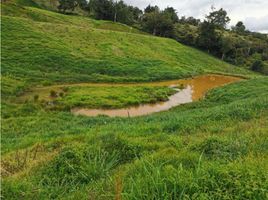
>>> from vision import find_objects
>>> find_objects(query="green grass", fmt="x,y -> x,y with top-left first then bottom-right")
1,2 -> 268,200
1,78 -> 268,199
16,85 -> 175,110
1,1 -> 254,94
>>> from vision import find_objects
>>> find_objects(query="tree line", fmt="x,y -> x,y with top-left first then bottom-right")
57,0 -> 268,74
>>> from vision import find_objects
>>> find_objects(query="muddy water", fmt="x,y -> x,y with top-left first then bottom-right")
72,75 -> 241,117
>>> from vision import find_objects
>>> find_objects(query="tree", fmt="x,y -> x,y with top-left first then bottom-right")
144,5 -> 159,13
89,0 -> 141,25
179,16 -> 200,26
77,0 -> 88,10
232,21 -> 246,33
251,60 -> 264,72
129,6 -> 143,22
219,35 -> 234,60
90,0 -> 114,20
142,11 -> 174,37
58,0 -> 78,13
197,21 -> 220,53
206,8 -> 230,29
57,0 -> 88,13
113,1 -> 142,25
163,7 -> 179,23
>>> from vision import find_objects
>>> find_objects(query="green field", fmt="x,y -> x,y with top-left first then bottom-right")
1,1 -> 268,200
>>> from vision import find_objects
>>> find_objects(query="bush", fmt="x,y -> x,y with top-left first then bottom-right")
59,92 -> 64,97
33,94 -> 39,101
50,90 -> 57,97
251,60 -> 264,72
39,147 -> 119,186
101,135 -> 142,164
61,87 -> 69,92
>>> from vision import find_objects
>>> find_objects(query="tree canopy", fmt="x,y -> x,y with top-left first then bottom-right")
206,8 -> 230,29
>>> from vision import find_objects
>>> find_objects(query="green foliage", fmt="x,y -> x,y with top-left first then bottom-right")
142,9 -> 174,37
57,0 -> 78,13
39,147 -> 119,186
232,21 -> 246,33
206,8 -> 230,29
197,21 -> 220,53
100,134 -> 143,164
251,60 -> 264,72
163,7 -> 179,23
33,94 -> 39,101
50,90 -> 57,97
89,0 -> 142,25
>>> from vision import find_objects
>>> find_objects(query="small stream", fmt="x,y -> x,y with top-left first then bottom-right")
71,74 -> 241,117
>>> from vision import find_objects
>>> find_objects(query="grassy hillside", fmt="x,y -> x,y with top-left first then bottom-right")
1,1 -> 252,96
1,1 -> 268,200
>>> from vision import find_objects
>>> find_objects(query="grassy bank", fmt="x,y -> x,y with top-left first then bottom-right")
16,85 -> 176,110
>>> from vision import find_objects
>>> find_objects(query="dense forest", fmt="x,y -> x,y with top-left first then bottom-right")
42,0 -> 268,74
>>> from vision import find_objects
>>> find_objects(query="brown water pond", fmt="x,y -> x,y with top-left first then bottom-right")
72,74 -> 242,117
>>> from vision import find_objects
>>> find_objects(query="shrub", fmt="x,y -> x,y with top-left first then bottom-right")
251,60 -> 264,72
192,136 -> 248,161
50,90 -> 57,97
101,135 -> 142,164
62,87 -> 69,92
39,147 -> 119,186
59,92 -> 64,97
33,94 -> 39,101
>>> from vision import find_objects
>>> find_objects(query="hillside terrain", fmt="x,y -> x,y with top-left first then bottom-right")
1,1 -> 268,200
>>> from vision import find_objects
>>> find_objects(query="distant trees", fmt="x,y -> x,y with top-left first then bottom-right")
90,0 -> 114,20
57,0 -> 88,13
219,36 -> 234,60
87,0 -> 142,25
142,7 -> 174,37
163,7 -> 179,23
58,0 -> 78,13
114,1 -> 142,24
206,8 -> 230,29
197,21 -> 219,53
144,5 -> 159,14
179,16 -> 200,26
251,60 -> 264,72
232,21 -> 246,33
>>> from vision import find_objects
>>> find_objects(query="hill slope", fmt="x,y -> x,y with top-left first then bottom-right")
1,2 -> 267,200
1,1 -> 252,96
